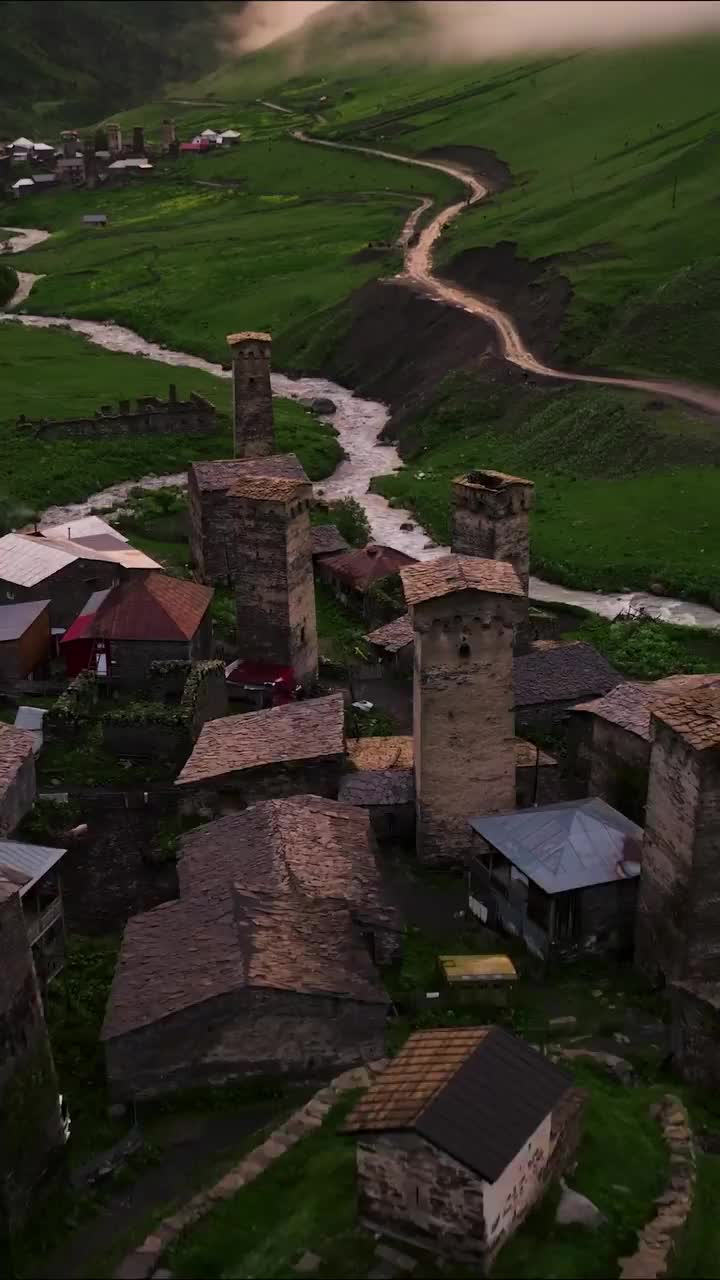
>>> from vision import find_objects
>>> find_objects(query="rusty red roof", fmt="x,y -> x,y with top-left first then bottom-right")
321,544 -> 416,593
87,574 -> 212,642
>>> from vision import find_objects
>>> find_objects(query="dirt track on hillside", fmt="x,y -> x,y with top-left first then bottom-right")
288,124 -> 720,416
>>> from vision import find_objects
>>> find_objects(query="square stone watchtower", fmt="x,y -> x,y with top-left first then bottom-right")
230,474 -> 318,686
451,470 -> 534,594
400,554 -> 525,866
226,331 -> 276,459
635,686 -> 720,984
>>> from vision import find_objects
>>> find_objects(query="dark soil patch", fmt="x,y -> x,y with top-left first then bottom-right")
420,144 -> 513,194
439,239 -> 573,363
316,276 -> 528,428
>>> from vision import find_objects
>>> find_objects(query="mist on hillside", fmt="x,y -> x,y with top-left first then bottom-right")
227,0 -> 720,63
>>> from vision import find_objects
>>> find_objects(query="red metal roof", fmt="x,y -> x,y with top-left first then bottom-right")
227,660 -> 295,689
321,543 -> 416,592
87,575 -> 213,642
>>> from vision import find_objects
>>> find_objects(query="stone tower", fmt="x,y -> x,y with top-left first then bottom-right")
230,473 -> 317,685
107,122 -> 123,154
226,331 -> 275,458
0,880 -> 64,1237
401,554 -> 525,866
161,118 -> 176,149
451,469 -> 535,593
635,686 -> 720,984
132,125 -> 145,156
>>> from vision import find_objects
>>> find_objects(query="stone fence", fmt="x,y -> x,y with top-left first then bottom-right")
619,1094 -> 695,1280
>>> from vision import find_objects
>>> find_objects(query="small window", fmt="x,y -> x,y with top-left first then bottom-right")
458,642 -> 471,658
300,625 -> 306,643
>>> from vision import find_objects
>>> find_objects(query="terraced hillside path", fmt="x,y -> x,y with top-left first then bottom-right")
286,123 -> 720,417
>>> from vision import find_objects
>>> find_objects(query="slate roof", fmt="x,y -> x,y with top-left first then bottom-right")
0,599 -> 49,641
514,642 -> 622,709
470,797 -> 643,895
347,737 -> 414,771
87,574 -> 212,642
573,674 -> 720,742
226,331 -> 271,344
102,794 -> 391,1040
339,769 -> 415,808
311,524 -> 350,558
343,1026 -> 572,1183
176,693 -> 345,786
0,839 -> 66,894
401,555 -> 523,606
0,721 -> 35,794
651,685 -> 720,752
322,544 -> 417,593
190,454 -> 307,494
366,613 -> 414,654
229,475 -> 310,503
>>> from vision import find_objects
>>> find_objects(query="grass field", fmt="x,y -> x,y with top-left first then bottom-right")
0,323 -> 341,513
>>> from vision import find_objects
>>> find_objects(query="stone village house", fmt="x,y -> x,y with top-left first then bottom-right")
343,1026 -> 584,1268
175,692 -> 345,814
0,720 -> 37,836
102,795 -> 401,1099
0,838 -> 67,988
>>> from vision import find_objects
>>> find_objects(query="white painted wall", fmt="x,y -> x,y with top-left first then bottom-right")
482,1112 -> 552,1248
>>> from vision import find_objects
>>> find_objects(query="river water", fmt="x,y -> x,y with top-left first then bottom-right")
2,232 -> 719,627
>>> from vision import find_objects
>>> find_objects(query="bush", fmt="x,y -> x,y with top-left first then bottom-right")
0,263 -> 18,307
326,497 -> 371,548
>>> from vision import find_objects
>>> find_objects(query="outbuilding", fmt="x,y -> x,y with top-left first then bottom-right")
343,1026 -> 584,1266
0,599 -> 50,681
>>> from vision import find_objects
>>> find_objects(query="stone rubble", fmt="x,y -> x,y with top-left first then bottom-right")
618,1094 -> 695,1280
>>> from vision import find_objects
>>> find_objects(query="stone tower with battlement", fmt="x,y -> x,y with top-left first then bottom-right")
635,686 -> 720,984
401,554 -> 525,866
0,880 -> 65,1235
451,469 -> 535,593
106,122 -> 122,154
227,331 -> 275,458
230,473 -> 318,685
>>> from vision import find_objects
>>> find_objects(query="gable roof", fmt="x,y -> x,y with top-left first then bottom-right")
343,1026 -> 571,1183
176,693 -> 345,786
401,555 -> 523,606
311,524 -> 350,558
514,642 -> 622,708
366,613 -> 414,654
42,515 -> 129,545
322,544 -> 416,592
573,674 -> 720,742
651,684 -> 720,752
0,839 -> 66,895
87,574 -> 212,642
0,599 -> 49,641
0,721 -> 35,796
339,768 -> 415,808
102,794 -> 391,1040
190,454 -> 308,494
470,797 -> 643,894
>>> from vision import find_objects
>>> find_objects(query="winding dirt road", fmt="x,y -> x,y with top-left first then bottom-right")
288,125 -> 720,416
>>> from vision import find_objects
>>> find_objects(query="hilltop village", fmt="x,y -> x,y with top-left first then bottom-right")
1,322 -> 717,1277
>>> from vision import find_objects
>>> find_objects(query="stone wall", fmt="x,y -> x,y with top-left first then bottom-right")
22,389 -> 216,441
413,589 -> 524,866
516,761 -> 564,808
0,749 -> 36,837
0,887 -> 65,1231
586,720 -> 650,822
109,638 -> 194,688
179,755 -> 344,818
670,984 -> 720,1088
105,985 -> 388,1100
618,1094 -> 695,1280
232,489 -> 318,685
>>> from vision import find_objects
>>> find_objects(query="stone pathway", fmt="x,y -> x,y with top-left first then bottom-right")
113,1061 -> 388,1280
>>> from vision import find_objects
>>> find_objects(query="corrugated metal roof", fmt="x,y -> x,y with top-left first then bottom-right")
470,797 -> 643,895
0,534 -> 77,586
42,516 -> 128,545
0,599 -> 49,640
0,839 -> 66,893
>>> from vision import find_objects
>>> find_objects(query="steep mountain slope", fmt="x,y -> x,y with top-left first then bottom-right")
0,0 -> 240,136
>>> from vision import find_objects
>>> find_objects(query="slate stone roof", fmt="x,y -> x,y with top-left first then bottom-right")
343,1026 -> 572,1183
311,525 -> 349,558
0,721 -> 35,793
453,468 -> 533,491
401,555 -> 523,606
366,613 -> 414,654
229,475 -> 310,503
346,737 -> 414,771
321,544 -> 416,593
87,574 -> 213,642
651,685 -> 720,752
573,674 -> 720,742
176,693 -> 345,786
514,642 -> 622,709
339,769 -> 415,808
102,794 -> 392,1040
190,454 -> 308,493
226,331 -> 271,344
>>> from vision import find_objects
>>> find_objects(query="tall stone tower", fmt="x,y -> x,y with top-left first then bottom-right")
451,470 -> 534,593
0,880 -> 65,1237
226,331 -> 275,459
401,554 -> 525,866
107,122 -> 123,154
161,118 -> 176,149
635,686 -> 720,984
230,474 -> 318,685
132,125 -> 145,156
